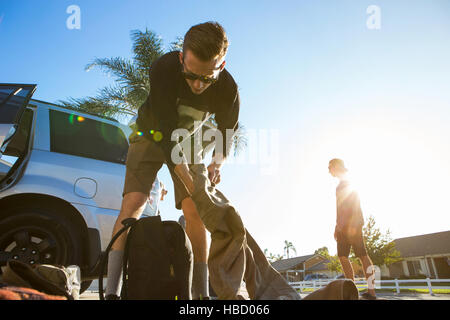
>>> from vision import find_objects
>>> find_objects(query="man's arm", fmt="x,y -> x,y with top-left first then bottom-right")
209,89 -> 240,183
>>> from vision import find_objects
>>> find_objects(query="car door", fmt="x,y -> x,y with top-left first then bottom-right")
0,84 -> 37,191
0,84 -> 36,152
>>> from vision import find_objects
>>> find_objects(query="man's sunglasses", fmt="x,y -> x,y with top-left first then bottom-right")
181,61 -> 221,84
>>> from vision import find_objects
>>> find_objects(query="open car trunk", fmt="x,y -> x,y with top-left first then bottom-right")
0,84 -> 36,192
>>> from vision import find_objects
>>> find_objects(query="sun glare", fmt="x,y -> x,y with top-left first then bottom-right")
289,107 -> 450,241
320,113 -> 450,233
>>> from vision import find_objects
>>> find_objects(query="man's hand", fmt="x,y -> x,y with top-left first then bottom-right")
174,163 -> 194,195
207,162 -> 222,185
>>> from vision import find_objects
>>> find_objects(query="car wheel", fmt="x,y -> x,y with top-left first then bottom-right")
0,208 -> 85,292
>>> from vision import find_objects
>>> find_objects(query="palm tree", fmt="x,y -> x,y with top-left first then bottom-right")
59,29 -> 164,122
268,253 -> 284,263
283,240 -> 297,259
59,28 -> 246,156
264,249 -> 283,263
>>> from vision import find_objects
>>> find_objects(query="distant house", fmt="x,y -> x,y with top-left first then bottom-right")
384,230 -> 450,279
272,231 -> 450,282
305,259 -> 333,276
271,254 -> 337,282
303,258 -> 364,279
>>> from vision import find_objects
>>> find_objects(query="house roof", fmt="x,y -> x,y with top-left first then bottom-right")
307,259 -> 331,272
393,230 -> 450,258
271,254 -> 316,272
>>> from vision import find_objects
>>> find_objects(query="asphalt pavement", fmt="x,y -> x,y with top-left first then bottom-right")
80,280 -> 450,300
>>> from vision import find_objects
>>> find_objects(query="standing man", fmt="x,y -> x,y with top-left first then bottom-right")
105,22 -> 240,300
328,158 -> 377,300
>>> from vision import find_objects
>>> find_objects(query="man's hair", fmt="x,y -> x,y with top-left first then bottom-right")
183,21 -> 228,62
329,158 -> 348,172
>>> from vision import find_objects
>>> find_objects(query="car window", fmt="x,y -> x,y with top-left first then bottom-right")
3,108 -> 34,159
0,85 -> 35,124
1,108 -> 35,187
49,110 -> 128,164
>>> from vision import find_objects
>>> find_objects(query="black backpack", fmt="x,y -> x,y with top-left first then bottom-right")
98,216 -> 193,300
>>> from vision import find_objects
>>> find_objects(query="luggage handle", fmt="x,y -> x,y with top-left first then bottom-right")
98,218 -> 137,300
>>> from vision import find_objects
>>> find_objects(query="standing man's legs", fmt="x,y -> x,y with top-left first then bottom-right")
338,256 -> 355,281
337,231 -> 355,280
353,230 -> 376,298
359,255 -> 376,297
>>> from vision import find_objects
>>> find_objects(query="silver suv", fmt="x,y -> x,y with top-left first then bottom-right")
0,83 -> 158,291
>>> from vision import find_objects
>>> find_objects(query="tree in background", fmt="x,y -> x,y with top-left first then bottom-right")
264,249 -> 283,263
325,252 -> 361,276
326,255 -> 344,274
283,240 -> 296,259
352,215 -> 402,267
59,29 -> 165,122
314,246 -> 330,258
313,246 -> 344,274
312,246 -> 342,273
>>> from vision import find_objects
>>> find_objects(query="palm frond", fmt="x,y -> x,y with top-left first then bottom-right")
85,57 -> 144,90
169,36 -> 184,52
231,122 -> 248,157
130,28 -> 165,71
58,94 -> 136,119
97,84 -> 145,111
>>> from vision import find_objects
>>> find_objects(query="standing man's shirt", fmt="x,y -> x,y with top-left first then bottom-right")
336,180 -> 364,232
136,51 -> 240,168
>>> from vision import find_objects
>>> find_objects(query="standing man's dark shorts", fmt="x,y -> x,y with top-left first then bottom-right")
336,228 -> 367,258
123,133 -> 190,210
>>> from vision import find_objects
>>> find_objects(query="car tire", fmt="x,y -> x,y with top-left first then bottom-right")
0,207 -> 86,293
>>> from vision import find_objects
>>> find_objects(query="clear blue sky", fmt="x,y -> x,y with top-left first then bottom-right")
1,0 -> 450,257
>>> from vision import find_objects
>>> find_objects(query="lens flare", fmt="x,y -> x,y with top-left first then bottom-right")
69,114 -> 85,124
153,131 -> 163,142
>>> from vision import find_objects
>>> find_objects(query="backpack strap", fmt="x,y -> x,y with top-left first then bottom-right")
121,224 -> 132,300
98,218 -> 137,300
